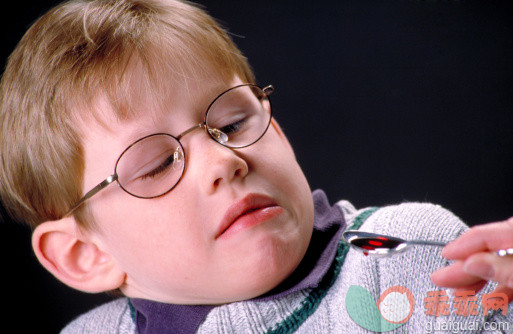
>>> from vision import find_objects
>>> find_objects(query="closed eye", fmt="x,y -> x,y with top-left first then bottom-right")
140,154 -> 175,180
219,118 -> 247,134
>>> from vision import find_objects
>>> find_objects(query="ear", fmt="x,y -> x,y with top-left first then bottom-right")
32,217 -> 125,293
270,118 -> 295,155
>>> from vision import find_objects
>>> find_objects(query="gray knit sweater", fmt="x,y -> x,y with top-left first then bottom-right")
62,201 -> 513,333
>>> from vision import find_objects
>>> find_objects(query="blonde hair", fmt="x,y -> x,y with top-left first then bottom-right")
0,0 -> 254,228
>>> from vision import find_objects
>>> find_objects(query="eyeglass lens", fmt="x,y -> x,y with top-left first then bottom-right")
114,84 -> 272,198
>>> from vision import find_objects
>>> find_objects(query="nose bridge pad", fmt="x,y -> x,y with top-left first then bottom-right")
208,127 -> 229,145
173,146 -> 184,170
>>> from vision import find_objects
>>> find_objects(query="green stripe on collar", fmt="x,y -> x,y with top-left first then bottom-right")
266,207 -> 379,334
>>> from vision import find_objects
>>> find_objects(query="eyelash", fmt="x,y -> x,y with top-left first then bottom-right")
220,118 -> 246,134
141,154 -> 175,180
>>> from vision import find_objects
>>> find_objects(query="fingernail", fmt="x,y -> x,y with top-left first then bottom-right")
464,261 -> 495,280
441,242 -> 455,255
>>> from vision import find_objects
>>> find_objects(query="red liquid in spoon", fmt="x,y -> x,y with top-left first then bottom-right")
349,236 -> 402,254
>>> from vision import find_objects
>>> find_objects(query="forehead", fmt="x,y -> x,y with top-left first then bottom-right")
81,68 -> 243,146
91,56 -> 234,118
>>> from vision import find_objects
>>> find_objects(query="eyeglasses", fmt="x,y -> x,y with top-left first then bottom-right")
65,83 -> 274,216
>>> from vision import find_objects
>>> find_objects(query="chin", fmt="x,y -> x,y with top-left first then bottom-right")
233,228 -> 310,300
210,205 -> 314,303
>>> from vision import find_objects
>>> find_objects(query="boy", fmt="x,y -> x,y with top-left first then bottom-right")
0,0 -> 511,332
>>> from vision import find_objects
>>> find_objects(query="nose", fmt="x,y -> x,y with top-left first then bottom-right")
186,131 -> 249,194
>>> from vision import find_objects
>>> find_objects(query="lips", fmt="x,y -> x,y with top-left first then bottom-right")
215,194 -> 283,239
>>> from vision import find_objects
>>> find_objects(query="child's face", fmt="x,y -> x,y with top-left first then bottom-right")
79,74 -> 314,304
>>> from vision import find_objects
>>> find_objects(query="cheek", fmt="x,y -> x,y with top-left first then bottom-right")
250,132 -> 307,190
256,136 -> 313,221
93,197 -> 211,279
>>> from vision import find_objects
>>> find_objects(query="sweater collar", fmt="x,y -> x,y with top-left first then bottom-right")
130,189 -> 345,334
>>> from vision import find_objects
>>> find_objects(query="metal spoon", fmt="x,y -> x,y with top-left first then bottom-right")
342,230 -> 447,258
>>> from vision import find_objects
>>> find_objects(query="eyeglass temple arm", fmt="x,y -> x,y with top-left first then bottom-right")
64,174 -> 118,217
263,85 -> 274,96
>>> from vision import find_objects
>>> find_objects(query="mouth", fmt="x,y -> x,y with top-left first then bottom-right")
215,194 -> 283,239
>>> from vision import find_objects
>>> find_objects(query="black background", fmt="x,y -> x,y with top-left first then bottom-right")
1,1 -> 511,332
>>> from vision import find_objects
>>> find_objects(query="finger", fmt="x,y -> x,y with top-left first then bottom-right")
451,282 -> 488,295
442,217 -> 513,260
489,283 -> 513,304
463,252 -> 513,289
431,260 -> 487,289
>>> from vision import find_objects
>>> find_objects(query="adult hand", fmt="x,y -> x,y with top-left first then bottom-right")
431,217 -> 513,302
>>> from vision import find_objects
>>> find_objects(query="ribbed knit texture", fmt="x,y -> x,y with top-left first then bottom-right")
61,201 -> 513,333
